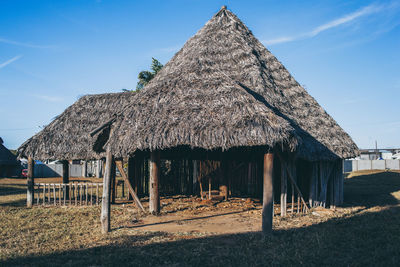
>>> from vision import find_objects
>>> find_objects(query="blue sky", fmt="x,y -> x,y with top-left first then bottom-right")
0,0 -> 399,150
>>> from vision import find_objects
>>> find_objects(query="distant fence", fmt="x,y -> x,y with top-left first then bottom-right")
344,159 -> 400,172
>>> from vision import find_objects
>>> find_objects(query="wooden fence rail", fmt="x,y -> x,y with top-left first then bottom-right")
34,182 -> 103,206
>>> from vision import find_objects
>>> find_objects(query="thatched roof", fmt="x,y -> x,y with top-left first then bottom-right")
0,138 -> 18,165
18,93 -> 136,161
102,7 -> 358,161
19,7 -> 358,162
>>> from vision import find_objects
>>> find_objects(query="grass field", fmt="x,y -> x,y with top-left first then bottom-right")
1,170 -> 400,266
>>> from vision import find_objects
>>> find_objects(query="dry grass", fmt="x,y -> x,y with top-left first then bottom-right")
1,170 -> 400,266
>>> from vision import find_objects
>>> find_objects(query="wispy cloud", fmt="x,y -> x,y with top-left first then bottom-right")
0,55 -> 23,69
36,95 -> 63,102
153,44 -> 182,55
263,3 -> 386,46
0,37 -> 55,49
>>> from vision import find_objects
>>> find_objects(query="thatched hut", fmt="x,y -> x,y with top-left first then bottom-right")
19,7 -> 358,234
0,137 -> 19,177
18,92 -> 136,161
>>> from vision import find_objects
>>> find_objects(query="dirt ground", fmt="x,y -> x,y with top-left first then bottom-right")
1,170 -> 400,266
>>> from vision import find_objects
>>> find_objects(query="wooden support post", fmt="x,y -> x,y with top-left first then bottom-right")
116,160 -> 145,212
280,162 -> 287,217
110,159 -> 116,203
220,158 -> 229,201
149,151 -> 160,214
276,152 -> 310,213
127,157 -> 135,200
62,160 -> 69,199
208,176 -> 212,200
27,157 -> 35,208
262,153 -> 274,235
291,181 -> 294,213
101,148 -> 113,234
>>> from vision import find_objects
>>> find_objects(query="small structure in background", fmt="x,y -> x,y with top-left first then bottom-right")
358,148 -> 400,160
0,137 -> 20,177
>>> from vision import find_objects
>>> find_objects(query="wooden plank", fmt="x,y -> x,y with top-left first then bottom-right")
276,152 -> 310,213
149,151 -> 160,214
53,184 -> 56,206
26,157 -> 34,207
262,153 -> 274,235
115,160 -> 145,212
101,147 -> 113,234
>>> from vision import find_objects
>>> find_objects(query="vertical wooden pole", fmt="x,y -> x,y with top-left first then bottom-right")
220,157 -> 229,201
149,151 -> 160,214
101,148 -> 113,234
110,159 -> 116,203
62,160 -> 69,199
280,161 -> 287,217
192,160 -> 198,195
127,157 -> 134,200
27,157 -> 35,208
262,153 -> 274,235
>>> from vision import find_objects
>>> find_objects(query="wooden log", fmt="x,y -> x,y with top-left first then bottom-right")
116,160 -> 145,212
101,148 -> 113,234
276,152 -> 310,213
219,158 -> 229,201
149,151 -> 160,214
262,153 -> 274,235
110,159 -> 116,203
26,157 -> 35,207
280,162 -> 287,217
62,161 -> 69,199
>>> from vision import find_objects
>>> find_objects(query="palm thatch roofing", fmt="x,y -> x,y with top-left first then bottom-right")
101,7 -> 358,161
0,138 -> 18,165
18,93 -> 136,161
18,7 -> 358,162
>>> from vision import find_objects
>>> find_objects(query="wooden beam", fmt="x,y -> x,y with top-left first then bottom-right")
115,160 -> 145,212
276,152 -> 310,213
262,153 -> 274,235
89,116 -> 116,137
26,157 -> 35,208
149,151 -> 160,214
101,147 -> 113,234
110,159 -> 116,204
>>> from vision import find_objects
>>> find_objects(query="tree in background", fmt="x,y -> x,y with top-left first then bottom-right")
123,58 -> 163,92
